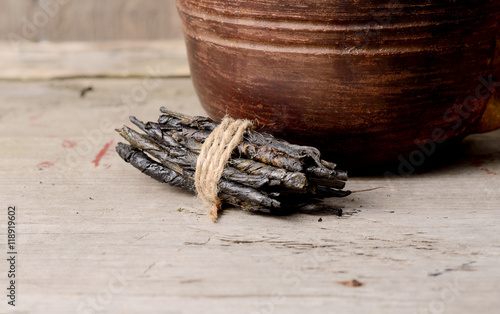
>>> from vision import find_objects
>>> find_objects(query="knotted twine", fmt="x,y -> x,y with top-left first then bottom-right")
195,116 -> 253,222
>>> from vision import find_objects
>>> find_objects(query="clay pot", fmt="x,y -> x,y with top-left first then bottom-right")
177,0 -> 500,168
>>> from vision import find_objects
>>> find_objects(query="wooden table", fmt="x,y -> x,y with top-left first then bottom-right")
0,41 -> 499,314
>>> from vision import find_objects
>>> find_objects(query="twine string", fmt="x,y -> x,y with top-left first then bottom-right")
195,117 -> 253,222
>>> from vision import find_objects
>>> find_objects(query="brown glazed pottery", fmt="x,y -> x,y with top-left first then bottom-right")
176,0 -> 500,169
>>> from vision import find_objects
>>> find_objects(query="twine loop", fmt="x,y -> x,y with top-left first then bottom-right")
195,117 -> 253,222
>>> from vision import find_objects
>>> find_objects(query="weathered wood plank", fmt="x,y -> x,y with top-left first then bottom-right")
0,41 -> 190,80
0,0 -> 183,42
0,0 -> 36,40
0,76 -> 499,313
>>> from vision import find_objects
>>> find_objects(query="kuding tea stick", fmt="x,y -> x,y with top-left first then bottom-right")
116,109 -> 351,221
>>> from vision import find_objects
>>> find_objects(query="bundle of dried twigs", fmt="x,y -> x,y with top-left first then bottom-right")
116,108 -> 351,217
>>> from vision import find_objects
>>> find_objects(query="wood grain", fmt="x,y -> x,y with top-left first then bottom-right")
0,41 -> 499,314
0,0 -> 183,42
0,41 -> 190,80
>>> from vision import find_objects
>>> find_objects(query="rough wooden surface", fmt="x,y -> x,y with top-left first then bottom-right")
0,41 -> 190,80
0,41 -> 499,314
0,0 -> 183,42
